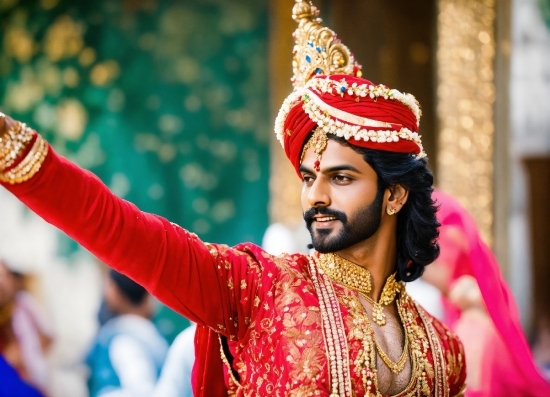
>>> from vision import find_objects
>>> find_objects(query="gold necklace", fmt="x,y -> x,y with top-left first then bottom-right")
317,253 -> 372,295
360,273 -> 400,326
372,331 -> 409,374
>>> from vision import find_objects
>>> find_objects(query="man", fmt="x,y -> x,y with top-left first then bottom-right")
86,270 -> 168,397
0,1 -> 467,396
152,322 -> 196,397
0,260 -> 53,395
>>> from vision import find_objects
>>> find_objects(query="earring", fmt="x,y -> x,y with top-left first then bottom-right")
386,207 -> 397,216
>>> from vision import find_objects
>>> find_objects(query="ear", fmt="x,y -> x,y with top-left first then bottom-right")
385,184 -> 409,214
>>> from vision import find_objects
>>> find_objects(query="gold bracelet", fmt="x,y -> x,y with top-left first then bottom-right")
0,134 -> 49,184
0,121 -> 20,161
0,122 -> 34,171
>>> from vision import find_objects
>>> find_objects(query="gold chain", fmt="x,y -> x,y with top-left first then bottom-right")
360,273 -> 400,326
317,253 -> 372,295
372,331 -> 409,374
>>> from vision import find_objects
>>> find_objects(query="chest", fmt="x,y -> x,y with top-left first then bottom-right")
232,274 -> 439,397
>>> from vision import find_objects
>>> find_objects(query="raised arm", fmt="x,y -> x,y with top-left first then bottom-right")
0,114 -> 263,339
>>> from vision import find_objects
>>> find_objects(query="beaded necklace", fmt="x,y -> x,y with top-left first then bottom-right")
309,253 -> 438,396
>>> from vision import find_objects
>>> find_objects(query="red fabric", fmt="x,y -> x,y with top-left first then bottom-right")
192,326 -> 226,396
283,75 -> 421,175
4,148 -> 257,396
2,147 -> 465,395
433,190 -> 550,396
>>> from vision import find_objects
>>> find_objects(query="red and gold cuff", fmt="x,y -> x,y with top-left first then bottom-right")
0,117 -> 49,184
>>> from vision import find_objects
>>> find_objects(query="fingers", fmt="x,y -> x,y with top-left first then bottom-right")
0,113 -> 17,136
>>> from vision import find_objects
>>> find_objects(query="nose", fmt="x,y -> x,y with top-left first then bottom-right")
306,177 -> 331,208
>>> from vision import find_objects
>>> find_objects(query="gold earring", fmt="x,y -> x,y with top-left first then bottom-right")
386,207 -> 396,216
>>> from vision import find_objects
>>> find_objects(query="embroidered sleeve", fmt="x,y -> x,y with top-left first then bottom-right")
1,125 -> 267,340
431,318 -> 467,396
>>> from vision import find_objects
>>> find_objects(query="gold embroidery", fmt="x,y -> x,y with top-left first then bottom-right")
0,131 -> 49,185
416,303 -> 448,397
218,334 -> 243,392
205,243 -> 218,257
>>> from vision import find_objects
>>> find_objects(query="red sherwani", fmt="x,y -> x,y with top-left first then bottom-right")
3,146 -> 466,396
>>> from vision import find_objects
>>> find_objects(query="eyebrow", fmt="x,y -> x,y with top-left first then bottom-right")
299,164 -> 362,174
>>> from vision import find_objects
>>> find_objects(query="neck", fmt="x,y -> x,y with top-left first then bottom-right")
336,218 -> 397,301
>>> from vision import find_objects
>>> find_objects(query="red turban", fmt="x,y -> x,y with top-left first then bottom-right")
275,74 -> 424,176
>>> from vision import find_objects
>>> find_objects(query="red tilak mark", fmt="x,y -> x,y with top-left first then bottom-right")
314,160 -> 320,171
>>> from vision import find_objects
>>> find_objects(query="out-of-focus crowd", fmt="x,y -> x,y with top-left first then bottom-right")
0,260 -> 195,397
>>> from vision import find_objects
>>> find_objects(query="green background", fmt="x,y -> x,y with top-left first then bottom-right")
0,0 -> 270,341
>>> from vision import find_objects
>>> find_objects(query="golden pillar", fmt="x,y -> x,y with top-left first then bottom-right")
436,0 -> 497,245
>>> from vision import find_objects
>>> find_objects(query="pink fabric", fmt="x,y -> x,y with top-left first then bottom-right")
433,190 -> 550,396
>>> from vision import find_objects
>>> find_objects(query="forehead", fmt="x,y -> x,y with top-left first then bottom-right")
301,138 -> 376,175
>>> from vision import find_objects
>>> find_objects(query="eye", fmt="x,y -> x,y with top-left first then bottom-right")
333,174 -> 352,184
302,175 -> 315,186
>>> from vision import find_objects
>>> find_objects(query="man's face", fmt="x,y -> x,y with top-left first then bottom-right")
300,139 -> 384,252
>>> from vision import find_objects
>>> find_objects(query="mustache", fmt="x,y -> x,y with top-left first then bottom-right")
303,207 -> 347,226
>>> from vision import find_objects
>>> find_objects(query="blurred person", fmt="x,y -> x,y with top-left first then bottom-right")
532,317 -> 550,382
0,355 -> 45,397
152,322 -> 196,397
0,2 -> 474,396
86,270 -> 168,397
0,260 -> 53,395
410,190 -> 550,396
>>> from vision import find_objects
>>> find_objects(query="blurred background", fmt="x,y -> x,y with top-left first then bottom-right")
0,0 -> 549,395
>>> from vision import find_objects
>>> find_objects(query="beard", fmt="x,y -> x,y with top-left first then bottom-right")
303,186 -> 384,253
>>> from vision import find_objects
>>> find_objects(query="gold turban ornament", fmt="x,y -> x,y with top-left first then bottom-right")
291,0 -> 363,88
277,0 -> 425,176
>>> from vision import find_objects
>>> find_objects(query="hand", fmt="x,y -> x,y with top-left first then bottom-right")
448,275 -> 485,312
0,113 -> 17,140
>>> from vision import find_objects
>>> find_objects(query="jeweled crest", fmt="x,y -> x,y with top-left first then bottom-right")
291,0 -> 362,88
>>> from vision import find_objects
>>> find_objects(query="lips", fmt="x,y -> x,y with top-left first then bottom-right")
303,207 -> 346,229
314,216 -> 338,222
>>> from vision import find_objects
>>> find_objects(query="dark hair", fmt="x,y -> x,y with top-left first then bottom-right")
330,136 -> 440,282
109,270 -> 148,305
